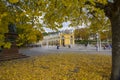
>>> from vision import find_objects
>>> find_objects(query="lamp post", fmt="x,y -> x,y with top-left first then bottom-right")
96,33 -> 102,51
96,33 -> 99,51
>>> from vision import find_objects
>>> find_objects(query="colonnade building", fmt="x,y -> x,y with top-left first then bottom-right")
42,30 -> 75,47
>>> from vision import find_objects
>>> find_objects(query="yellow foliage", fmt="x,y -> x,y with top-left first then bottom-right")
16,43 -> 23,47
4,42 -> 11,48
9,0 -> 19,3
0,53 -> 111,80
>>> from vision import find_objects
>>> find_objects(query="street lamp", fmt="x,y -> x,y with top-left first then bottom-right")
96,33 -> 102,51
96,33 -> 99,51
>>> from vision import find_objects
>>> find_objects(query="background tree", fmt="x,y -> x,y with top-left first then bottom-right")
100,30 -> 112,41
74,28 -> 90,44
74,28 -> 90,40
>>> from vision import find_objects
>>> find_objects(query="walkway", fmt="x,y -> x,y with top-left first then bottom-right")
19,45 -> 112,56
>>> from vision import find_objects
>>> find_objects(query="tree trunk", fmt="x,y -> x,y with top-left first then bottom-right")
110,6 -> 120,80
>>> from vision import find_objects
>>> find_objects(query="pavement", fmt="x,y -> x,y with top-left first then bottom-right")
19,45 -> 112,56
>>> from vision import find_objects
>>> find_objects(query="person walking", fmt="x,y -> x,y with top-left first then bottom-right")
57,45 -> 59,49
68,45 -> 71,48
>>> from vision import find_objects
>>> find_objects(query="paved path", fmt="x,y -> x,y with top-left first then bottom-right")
19,46 -> 112,56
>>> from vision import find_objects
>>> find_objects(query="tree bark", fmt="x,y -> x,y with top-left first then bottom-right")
110,5 -> 120,80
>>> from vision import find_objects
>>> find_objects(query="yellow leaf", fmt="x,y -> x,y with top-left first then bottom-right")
9,0 -> 19,3
4,42 -> 11,48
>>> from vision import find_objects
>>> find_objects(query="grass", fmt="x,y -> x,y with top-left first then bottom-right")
0,53 -> 111,80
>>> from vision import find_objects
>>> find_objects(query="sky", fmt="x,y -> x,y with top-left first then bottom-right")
44,21 -> 85,32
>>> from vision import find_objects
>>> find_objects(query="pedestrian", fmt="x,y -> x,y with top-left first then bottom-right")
57,45 -> 59,49
85,43 -> 88,48
95,44 -> 98,51
68,45 -> 71,48
103,44 -> 106,50
110,44 -> 112,49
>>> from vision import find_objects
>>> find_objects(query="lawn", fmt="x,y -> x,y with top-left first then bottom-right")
0,53 -> 111,80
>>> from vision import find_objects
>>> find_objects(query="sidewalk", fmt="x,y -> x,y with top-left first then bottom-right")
19,46 -> 112,56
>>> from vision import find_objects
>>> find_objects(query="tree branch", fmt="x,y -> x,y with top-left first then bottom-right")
85,1 -> 114,19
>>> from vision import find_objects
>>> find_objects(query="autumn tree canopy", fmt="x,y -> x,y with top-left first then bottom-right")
0,0 -> 44,47
0,0 -> 111,46
74,28 -> 90,40
1,0 -> 120,79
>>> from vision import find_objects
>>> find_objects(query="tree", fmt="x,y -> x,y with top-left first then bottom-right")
0,0 -> 45,47
100,30 -> 112,41
0,0 -> 12,48
74,28 -> 90,40
16,24 -> 43,46
0,0 -> 120,79
43,1 -> 119,79
105,1 -> 120,79
85,1 -> 120,79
